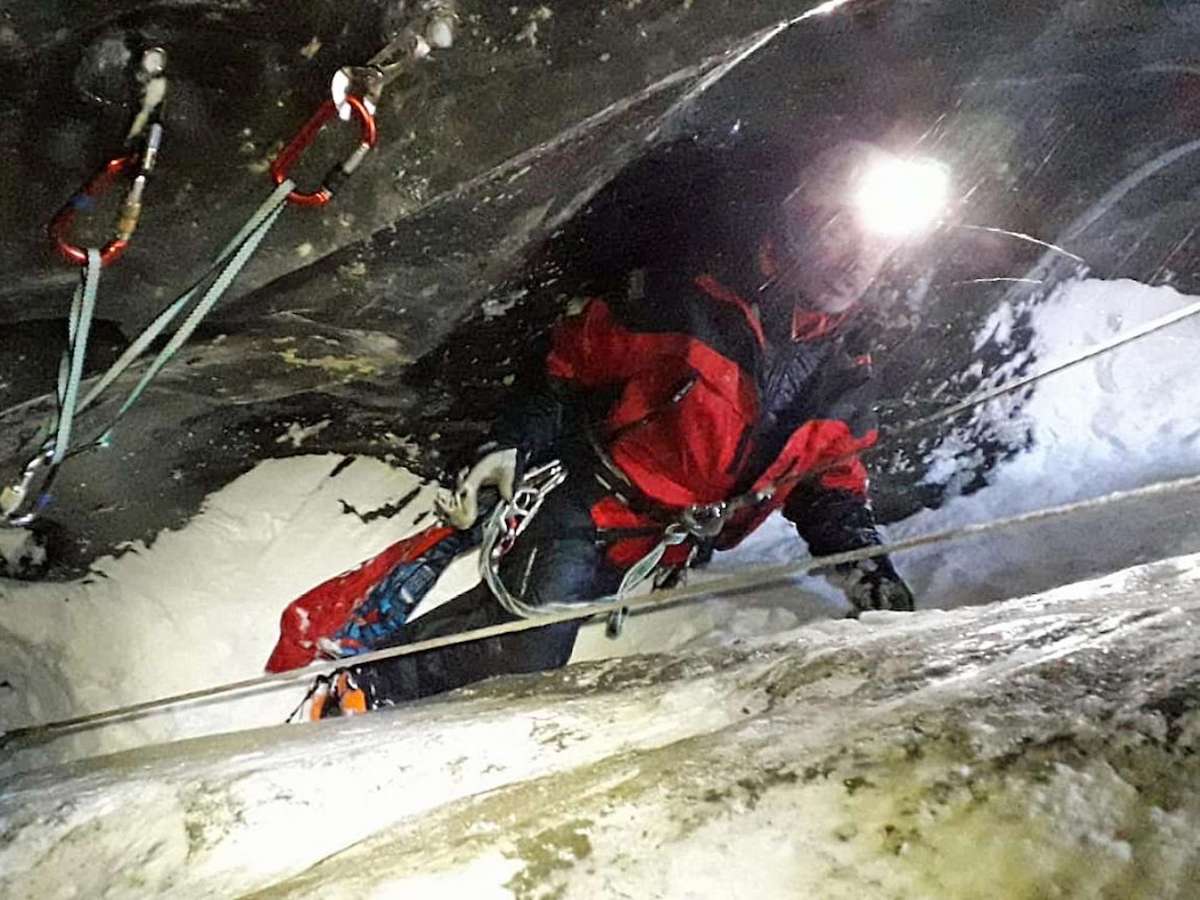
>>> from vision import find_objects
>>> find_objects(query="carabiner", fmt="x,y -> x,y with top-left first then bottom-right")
49,156 -> 136,267
48,121 -> 165,267
1,448 -> 55,526
679,501 -> 729,539
270,93 -> 378,207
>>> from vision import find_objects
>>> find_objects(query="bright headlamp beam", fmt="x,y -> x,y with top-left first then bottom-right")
853,157 -> 950,237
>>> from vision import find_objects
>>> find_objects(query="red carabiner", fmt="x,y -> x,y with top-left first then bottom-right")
270,94 -> 378,207
48,156 -> 137,267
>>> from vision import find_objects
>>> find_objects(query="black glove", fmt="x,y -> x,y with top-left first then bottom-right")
828,554 -> 915,614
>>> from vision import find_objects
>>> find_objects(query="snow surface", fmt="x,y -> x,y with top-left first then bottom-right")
1,276 -> 1199,777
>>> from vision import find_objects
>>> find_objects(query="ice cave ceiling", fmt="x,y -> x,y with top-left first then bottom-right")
2,0 -> 1200,575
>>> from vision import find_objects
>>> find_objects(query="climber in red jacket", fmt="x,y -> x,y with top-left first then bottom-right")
316,138 -> 946,713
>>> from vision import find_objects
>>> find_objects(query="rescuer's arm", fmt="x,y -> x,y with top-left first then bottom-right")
439,297 -> 635,528
784,478 -> 915,614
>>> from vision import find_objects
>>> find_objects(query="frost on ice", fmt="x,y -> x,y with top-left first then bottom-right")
2,552 -> 1199,898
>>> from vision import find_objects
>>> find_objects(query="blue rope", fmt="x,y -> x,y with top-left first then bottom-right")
77,181 -> 295,438
100,186 -> 290,438
51,249 -> 101,467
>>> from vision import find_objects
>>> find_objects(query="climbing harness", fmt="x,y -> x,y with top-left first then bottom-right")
5,469 -> 1199,753
480,451 -> 775,639
477,274 -> 1200,638
588,424 -> 783,537
478,459 -> 698,638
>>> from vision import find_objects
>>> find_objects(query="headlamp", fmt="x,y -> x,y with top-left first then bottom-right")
852,156 -> 950,237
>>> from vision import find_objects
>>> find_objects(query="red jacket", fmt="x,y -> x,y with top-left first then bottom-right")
532,269 -> 880,567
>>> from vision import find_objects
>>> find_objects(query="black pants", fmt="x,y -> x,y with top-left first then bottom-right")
349,473 -> 624,707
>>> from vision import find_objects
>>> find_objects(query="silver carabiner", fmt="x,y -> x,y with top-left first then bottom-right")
523,460 -> 568,492
1,449 -> 54,526
508,462 -> 566,538
328,27 -> 431,123
330,65 -> 385,122
490,461 -> 566,555
680,501 -> 729,539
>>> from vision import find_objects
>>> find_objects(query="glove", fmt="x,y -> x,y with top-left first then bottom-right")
436,447 -> 519,530
827,554 -> 915,614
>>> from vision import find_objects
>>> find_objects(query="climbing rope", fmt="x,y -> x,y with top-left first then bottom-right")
3,470 -> 1199,753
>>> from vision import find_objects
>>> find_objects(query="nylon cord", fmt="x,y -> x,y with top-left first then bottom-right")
49,250 -> 101,467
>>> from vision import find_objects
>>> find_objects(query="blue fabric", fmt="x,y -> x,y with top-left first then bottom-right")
333,525 -> 482,654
